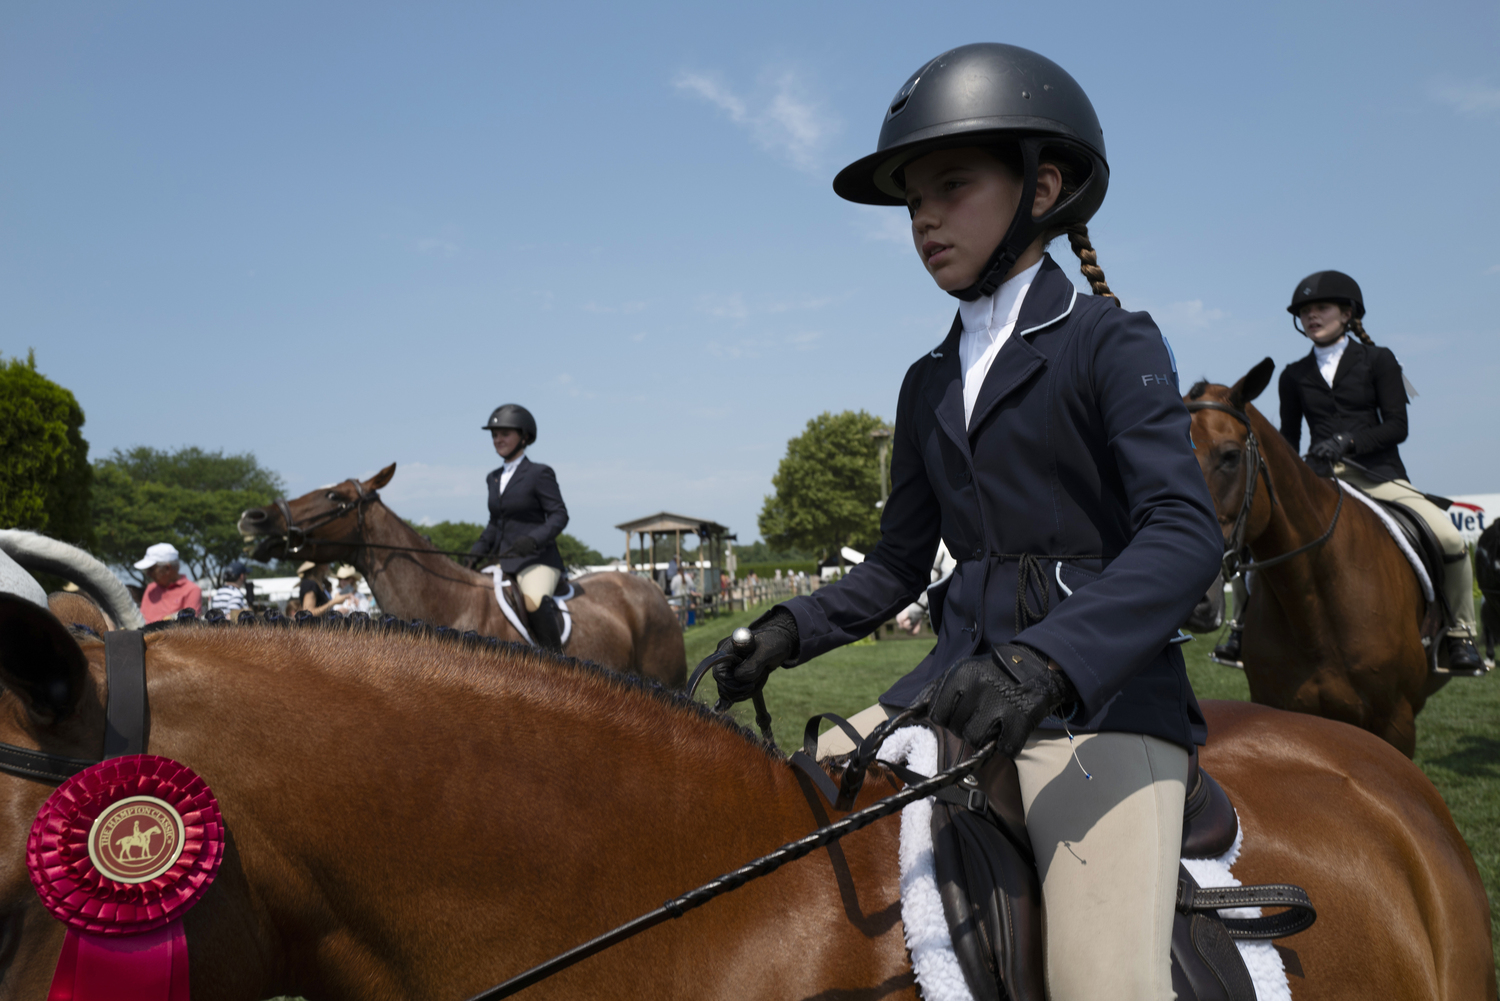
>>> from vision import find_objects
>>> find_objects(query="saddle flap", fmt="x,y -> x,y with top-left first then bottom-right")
1377,499 -> 1448,612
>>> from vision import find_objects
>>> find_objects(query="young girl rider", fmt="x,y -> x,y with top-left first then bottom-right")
1275,272 -> 1483,674
709,43 -> 1222,1001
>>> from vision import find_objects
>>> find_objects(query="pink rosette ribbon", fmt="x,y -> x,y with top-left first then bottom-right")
26,755 -> 224,1001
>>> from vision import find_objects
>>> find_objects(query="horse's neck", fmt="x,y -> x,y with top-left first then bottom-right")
357,503 -> 480,621
1248,406 -> 1340,558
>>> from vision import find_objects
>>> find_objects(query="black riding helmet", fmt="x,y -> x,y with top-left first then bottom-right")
481,404 -> 537,445
833,43 -> 1109,302
1288,271 -> 1364,334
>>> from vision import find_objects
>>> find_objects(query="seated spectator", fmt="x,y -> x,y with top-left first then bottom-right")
208,560 -> 251,614
297,561 -> 352,617
335,565 -> 371,614
135,543 -> 203,623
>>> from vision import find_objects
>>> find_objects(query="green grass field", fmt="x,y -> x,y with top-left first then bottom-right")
685,604 -> 1499,970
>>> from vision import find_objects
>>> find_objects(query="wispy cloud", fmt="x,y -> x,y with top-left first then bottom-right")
674,69 -> 838,173
1486,264 -> 1500,276
699,292 -> 750,320
1429,79 -> 1500,116
416,236 -> 460,257
1156,299 -> 1228,331
581,300 -> 648,314
855,204 -> 913,244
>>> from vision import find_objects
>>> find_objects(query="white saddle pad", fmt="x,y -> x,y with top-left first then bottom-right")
879,726 -> 1292,1001
480,567 -> 574,648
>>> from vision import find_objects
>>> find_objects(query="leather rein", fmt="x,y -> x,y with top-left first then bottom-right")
0,630 -> 147,785
1185,400 -> 1343,578
270,480 -> 478,560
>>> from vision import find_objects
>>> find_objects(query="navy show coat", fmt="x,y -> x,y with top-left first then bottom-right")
781,256 -> 1223,749
472,456 -> 569,574
1277,339 -> 1409,482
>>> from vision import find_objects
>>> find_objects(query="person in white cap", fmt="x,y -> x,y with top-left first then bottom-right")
134,543 -> 202,623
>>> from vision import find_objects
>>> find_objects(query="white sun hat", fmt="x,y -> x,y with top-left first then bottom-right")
133,542 -> 181,569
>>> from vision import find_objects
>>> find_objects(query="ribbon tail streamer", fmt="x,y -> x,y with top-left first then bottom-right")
49,921 -> 190,1001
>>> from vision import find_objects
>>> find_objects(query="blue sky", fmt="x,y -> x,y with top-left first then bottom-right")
3,1 -> 1497,558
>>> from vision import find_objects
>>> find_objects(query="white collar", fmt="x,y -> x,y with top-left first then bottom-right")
956,258 -> 1043,338
1312,334 -> 1348,361
502,451 -> 526,473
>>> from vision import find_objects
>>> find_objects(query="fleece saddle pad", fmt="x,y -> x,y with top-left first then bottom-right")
480,567 -> 574,648
879,727 -> 1296,1001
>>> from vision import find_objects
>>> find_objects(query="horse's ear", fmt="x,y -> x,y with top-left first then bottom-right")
367,464 -> 396,491
0,594 -> 91,723
1229,357 -> 1276,410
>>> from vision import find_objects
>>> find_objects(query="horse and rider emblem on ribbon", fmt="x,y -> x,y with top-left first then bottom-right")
86,795 -> 185,884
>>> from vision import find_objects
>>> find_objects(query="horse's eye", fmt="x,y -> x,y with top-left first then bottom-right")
1219,449 -> 1242,469
327,492 -> 340,500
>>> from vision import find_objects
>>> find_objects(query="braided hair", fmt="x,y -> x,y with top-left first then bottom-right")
1348,315 -> 1374,346
1065,223 -> 1118,306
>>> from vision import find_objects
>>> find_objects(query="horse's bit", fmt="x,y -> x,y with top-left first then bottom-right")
1185,400 -> 1342,578
0,630 -> 146,784
275,478 -> 382,556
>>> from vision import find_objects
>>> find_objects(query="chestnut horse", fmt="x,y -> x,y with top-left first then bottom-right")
237,464 -> 685,688
1184,361 -> 1450,757
0,597 -> 1492,1000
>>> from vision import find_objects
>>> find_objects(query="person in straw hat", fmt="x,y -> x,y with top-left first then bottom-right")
334,565 -> 371,614
296,561 -> 352,617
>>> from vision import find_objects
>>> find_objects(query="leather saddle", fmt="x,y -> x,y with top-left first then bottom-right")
1374,498 -> 1458,665
495,572 -> 571,640
922,726 -> 1314,1001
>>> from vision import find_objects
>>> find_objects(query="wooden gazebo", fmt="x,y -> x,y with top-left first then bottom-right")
615,512 -> 733,601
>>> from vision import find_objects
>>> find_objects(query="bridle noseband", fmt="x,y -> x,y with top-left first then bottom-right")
275,479 -> 381,556
1185,399 -> 1342,578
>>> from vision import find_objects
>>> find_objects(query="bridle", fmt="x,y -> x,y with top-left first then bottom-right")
268,480 -> 480,561
1185,400 -> 1342,578
0,631 -> 146,785
275,478 -> 383,556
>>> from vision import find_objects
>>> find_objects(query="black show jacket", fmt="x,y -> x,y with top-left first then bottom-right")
472,456 -> 569,574
1277,339 -> 1409,482
781,256 -> 1223,749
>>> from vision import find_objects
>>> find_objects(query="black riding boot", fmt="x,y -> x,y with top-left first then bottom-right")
529,596 -> 564,654
1445,634 -> 1486,675
1213,625 -> 1244,668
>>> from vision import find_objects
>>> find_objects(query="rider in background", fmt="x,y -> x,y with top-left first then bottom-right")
466,404 -> 570,653
708,44 -> 1221,1000
1218,272 -> 1483,674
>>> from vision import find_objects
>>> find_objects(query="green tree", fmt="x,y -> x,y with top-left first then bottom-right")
0,351 -> 92,546
414,519 -> 606,568
758,410 -> 887,564
92,447 -> 286,583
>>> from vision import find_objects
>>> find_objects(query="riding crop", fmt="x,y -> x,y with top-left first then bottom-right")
463,633 -> 996,1001
462,737 -> 997,1000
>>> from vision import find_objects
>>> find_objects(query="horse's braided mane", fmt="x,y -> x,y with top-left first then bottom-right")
68,610 -> 779,758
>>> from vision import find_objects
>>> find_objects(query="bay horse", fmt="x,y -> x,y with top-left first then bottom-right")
0,594 -> 1492,1000
236,464 -> 685,688
1185,360 -> 1440,757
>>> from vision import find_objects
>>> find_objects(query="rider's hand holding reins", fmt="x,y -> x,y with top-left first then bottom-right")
509,536 -> 540,557
1308,432 -> 1355,463
711,607 -> 799,704
921,643 -> 1081,757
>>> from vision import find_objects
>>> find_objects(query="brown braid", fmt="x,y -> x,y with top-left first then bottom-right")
1066,224 -> 1119,306
1348,315 -> 1374,346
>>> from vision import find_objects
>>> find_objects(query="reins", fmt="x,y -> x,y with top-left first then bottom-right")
466,642 -> 992,1000
269,479 -> 500,561
1185,400 -> 1342,578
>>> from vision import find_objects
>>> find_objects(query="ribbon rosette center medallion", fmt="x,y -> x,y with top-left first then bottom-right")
27,755 -> 224,1001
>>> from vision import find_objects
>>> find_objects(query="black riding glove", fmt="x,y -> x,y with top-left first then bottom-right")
919,643 -> 1081,758
1309,433 -> 1356,463
464,544 -> 487,570
510,536 -> 540,558
711,606 -> 800,704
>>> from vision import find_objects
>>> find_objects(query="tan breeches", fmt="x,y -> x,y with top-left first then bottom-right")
1337,466 -> 1476,635
516,564 -> 561,613
818,708 -> 1187,1001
